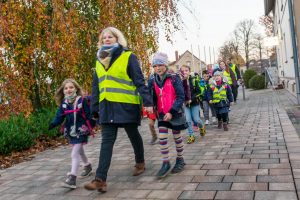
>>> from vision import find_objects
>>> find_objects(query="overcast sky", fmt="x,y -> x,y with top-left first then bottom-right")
158,0 -> 265,62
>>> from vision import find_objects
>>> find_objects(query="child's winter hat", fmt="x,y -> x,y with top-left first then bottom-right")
213,70 -> 223,76
152,52 -> 168,67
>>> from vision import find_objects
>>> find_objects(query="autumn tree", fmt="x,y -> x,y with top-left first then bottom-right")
0,0 -> 180,119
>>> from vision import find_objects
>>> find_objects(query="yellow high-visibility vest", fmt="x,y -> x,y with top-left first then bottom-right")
223,70 -> 233,85
212,85 -> 227,103
230,64 -> 237,79
95,51 -> 140,104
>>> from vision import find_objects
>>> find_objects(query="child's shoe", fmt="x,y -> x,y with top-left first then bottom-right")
212,117 -> 217,124
223,123 -> 229,131
84,178 -> 107,193
81,163 -> 92,177
63,174 -> 77,189
218,121 -> 223,129
156,162 -> 171,178
205,120 -> 210,125
200,125 -> 206,136
187,135 -> 195,144
171,157 -> 186,173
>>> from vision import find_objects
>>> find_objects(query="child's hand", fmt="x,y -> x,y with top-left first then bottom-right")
48,123 -> 55,130
163,113 -> 172,121
209,100 -> 213,104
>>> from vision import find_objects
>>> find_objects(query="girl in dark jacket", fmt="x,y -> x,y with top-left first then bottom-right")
180,65 -> 206,144
84,27 -> 153,192
148,52 -> 187,178
49,79 -> 95,189
207,71 -> 233,131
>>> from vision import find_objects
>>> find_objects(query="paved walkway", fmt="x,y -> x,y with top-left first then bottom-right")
1,88 -> 300,200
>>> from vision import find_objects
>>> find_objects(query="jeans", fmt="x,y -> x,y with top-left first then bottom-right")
184,104 -> 204,135
95,124 -> 144,181
231,84 -> 238,102
203,101 -> 216,120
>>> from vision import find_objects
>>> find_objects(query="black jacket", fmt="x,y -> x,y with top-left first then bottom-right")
91,46 -> 152,125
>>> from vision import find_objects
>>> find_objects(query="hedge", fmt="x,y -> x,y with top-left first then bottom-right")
243,69 -> 257,88
249,75 -> 266,90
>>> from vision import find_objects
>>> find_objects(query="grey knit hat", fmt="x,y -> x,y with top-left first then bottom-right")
152,52 -> 168,67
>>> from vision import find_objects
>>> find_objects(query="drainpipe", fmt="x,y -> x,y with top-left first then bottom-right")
288,0 -> 300,104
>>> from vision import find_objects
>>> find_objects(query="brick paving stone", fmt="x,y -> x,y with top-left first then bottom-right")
196,182 -> 232,191
165,183 -> 198,191
191,175 -> 223,183
223,175 -> 256,183
269,168 -> 292,175
257,175 -> 294,183
259,163 -> 291,169
254,191 -> 297,200
230,164 -> 258,169
178,191 -> 216,200
223,159 -> 250,164
269,183 -> 295,190
232,183 -> 268,191
206,170 -> 237,176
215,191 -> 254,200
147,190 -> 182,199
236,169 -> 268,176
201,164 -> 229,170
116,189 -> 151,199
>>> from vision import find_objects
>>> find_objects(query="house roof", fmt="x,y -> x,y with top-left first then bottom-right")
264,0 -> 275,15
170,50 -> 206,66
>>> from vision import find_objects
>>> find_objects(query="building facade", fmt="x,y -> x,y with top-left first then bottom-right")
169,50 -> 206,74
265,0 -> 300,95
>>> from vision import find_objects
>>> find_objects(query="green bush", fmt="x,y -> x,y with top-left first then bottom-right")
243,69 -> 257,88
0,107 -> 59,155
249,75 -> 266,90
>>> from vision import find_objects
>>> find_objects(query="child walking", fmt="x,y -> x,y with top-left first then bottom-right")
49,79 -> 95,189
201,72 -> 217,125
208,71 -> 233,131
148,52 -> 187,178
181,65 -> 206,144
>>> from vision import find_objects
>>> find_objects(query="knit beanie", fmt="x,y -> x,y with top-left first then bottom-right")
213,70 -> 223,76
152,52 -> 168,67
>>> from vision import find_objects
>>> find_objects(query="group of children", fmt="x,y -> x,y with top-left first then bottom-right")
48,52 -> 234,189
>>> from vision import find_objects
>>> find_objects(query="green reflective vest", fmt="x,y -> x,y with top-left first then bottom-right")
223,70 -> 233,85
95,51 -> 140,104
212,85 -> 227,103
230,64 -> 237,79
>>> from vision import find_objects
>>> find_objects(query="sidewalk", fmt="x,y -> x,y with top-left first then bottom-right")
1,88 -> 300,200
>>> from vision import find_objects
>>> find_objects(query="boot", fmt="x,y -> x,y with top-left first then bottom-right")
80,163 -> 92,177
63,174 -> 77,189
132,162 -> 145,176
223,123 -> 229,131
84,178 -> 107,193
171,157 -> 186,174
218,121 -> 223,129
156,162 -> 171,178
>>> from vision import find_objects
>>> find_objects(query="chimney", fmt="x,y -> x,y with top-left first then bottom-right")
175,51 -> 179,61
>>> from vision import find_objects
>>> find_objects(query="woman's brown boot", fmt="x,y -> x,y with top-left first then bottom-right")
223,123 -> 229,131
133,162 -> 145,176
218,121 -> 223,129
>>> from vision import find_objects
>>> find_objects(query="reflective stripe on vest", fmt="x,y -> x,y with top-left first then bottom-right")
223,70 -> 233,85
95,51 -> 140,104
212,85 -> 227,103
230,64 -> 237,79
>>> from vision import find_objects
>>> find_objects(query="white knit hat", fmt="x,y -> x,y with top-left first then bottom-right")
152,52 -> 168,67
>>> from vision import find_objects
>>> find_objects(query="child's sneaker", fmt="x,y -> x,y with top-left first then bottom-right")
156,162 -> 171,178
187,135 -> 195,144
205,120 -> 210,125
212,117 -> 217,124
171,157 -> 186,173
81,163 -> 92,177
200,126 -> 206,136
63,174 -> 77,189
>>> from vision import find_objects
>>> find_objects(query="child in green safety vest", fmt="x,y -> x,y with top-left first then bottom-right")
207,71 -> 233,131
201,72 -> 217,125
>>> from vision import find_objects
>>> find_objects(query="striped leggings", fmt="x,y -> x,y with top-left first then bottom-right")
158,126 -> 184,163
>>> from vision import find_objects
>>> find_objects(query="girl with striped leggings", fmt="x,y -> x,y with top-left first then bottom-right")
148,52 -> 187,178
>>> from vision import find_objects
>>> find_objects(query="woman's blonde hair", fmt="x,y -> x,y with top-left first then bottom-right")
97,27 -> 127,48
54,78 -> 83,106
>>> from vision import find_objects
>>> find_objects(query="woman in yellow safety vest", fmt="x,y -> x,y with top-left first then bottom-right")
84,27 -> 153,192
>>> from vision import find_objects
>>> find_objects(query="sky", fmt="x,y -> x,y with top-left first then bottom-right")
158,0 -> 265,63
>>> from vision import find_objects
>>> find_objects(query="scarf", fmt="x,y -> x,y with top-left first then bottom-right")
155,73 -> 168,88
97,43 -> 120,69
64,90 -> 77,103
